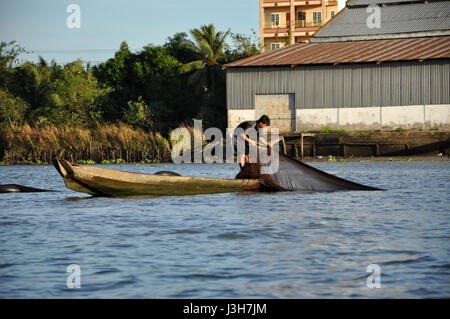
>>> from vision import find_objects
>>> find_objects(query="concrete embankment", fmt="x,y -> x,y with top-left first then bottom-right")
279,131 -> 450,159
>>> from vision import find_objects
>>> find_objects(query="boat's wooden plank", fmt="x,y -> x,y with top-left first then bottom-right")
54,159 -> 263,197
77,175 -> 261,197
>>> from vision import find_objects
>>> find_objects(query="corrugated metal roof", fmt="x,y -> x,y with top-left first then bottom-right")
223,36 -> 450,68
313,1 -> 450,39
347,0 -> 428,7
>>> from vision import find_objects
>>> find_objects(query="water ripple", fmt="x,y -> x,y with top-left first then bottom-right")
0,162 -> 449,298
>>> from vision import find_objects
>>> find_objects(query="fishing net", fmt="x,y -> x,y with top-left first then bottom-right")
237,148 -> 381,191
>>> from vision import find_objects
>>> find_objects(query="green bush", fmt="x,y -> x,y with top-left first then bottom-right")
77,159 -> 96,164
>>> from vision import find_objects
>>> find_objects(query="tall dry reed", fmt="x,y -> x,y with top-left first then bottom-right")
0,123 -> 171,164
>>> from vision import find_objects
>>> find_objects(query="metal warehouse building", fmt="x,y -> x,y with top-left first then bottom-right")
224,0 -> 450,133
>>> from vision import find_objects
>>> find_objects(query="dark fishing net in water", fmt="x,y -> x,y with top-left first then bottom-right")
237,150 -> 381,191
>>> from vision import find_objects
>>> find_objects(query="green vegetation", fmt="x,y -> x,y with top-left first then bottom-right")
179,24 -> 230,129
0,123 -> 171,165
284,29 -> 292,47
321,126 -> 347,134
304,126 -> 426,134
0,26 -> 260,164
305,126 -> 348,134
101,158 -> 124,165
77,159 -> 96,165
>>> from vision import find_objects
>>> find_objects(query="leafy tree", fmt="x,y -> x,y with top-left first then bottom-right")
0,41 -> 26,69
93,41 -> 132,120
163,32 -> 199,64
0,26 -> 261,134
119,40 -> 130,52
9,60 -> 55,115
0,41 -> 27,93
0,88 -> 29,126
180,24 -> 229,96
223,30 -> 260,63
122,96 -> 153,130
10,59 -> 111,126
94,43 -> 184,131
129,44 -> 181,97
50,60 -> 110,126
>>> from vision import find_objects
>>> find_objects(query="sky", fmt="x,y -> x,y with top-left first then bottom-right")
0,0 -> 260,65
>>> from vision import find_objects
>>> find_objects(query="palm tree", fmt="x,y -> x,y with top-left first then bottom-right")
180,24 -> 229,96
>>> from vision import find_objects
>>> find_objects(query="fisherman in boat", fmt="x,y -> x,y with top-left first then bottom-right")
234,115 -> 272,179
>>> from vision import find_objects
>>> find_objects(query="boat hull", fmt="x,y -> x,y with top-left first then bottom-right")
53,159 -> 263,197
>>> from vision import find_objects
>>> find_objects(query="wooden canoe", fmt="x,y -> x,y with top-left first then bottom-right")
52,159 -> 264,197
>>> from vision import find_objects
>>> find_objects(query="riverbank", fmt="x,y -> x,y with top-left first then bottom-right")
281,131 -> 450,159
1,154 -> 448,166
304,154 -> 450,163
0,123 -> 172,165
1,126 -> 449,165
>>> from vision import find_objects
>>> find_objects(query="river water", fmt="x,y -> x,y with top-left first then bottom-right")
0,161 -> 449,298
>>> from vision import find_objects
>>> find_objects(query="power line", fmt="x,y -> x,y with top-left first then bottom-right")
22,47 -> 159,64
28,49 -> 141,54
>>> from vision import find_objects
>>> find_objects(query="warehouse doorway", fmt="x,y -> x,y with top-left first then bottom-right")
254,94 -> 295,133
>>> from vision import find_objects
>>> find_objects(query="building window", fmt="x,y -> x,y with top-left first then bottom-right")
313,12 -> 322,25
270,13 -> 280,27
271,43 -> 281,50
296,11 -> 306,27
330,11 -> 335,18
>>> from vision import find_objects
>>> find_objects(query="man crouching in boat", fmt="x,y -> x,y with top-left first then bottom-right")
234,115 -> 272,179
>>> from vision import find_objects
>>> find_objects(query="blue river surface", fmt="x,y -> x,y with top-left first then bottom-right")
0,161 -> 449,298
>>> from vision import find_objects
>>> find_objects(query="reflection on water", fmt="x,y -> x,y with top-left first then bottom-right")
0,162 -> 449,298
64,196 -> 96,202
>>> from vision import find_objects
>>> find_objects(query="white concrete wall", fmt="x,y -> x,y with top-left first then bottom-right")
229,105 -> 450,131
294,104 -> 450,131
381,105 -> 424,129
296,108 -> 338,130
425,105 -> 450,129
227,109 -> 256,129
340,106 -> 381,130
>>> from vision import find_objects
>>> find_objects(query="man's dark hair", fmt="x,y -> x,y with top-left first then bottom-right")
257,115 -> 270,126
